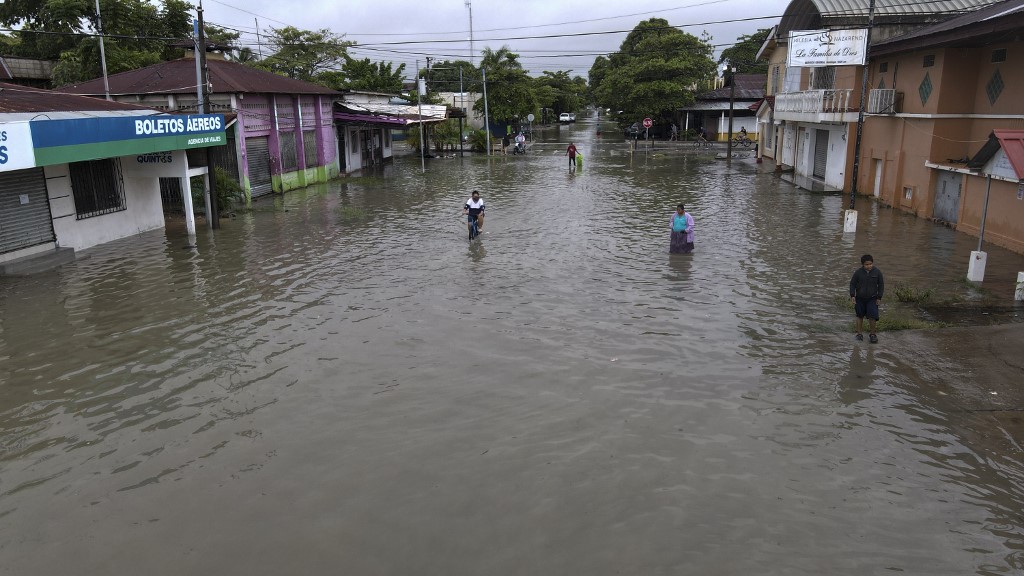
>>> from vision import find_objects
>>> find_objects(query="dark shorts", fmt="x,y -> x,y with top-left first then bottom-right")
855,297 -> 879,320
467,213 -> 481,224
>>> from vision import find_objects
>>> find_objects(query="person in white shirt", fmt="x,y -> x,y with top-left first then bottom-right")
464,190 -> 485,234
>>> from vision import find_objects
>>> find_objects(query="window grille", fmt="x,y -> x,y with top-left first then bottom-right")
771,65 -> 780,94
923,55 -> 935,67
70,158 -> 127,219
810,67 -> 835,89
919,73 -> 933,105
280,132 -> 297,170
879,62 -> 888,73
303,130 -> 318,167
991,49 -> 1007,63
986,69 -> 1004,105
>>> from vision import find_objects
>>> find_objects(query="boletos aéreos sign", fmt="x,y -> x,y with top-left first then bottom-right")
28,113 -> 226,167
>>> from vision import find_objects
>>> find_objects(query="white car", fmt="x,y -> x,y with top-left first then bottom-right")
559,113 -> 571,123
568,113 -> 576,122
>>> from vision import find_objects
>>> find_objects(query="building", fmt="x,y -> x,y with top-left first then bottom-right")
60,49 -> 340,199
334,90 -> 448,173
760,0 -> 1002,192
859,0 -> 1024,253
683,74 -> 764,141
0,56 -> 54,89
1,82 -> 225,271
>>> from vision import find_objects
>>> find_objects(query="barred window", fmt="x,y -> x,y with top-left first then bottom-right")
879,62 -> 888,73
923,55 -> 935,67
280,132 -> 297,170
70,158 -> 126,219
991,49 -> 1007,63
303,130 -> 318,167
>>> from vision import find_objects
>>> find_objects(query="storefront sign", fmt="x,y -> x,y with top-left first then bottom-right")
29,114 -> 226,166
788,29 -> 869,67
121,150 -> 186,178
0,122 -> 38,172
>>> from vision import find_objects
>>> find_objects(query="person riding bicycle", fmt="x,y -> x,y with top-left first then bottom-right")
697,127 -> 709,146
464,190 -> 485,234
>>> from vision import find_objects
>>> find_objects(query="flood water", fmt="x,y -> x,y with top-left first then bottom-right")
2,114 -> 1024,575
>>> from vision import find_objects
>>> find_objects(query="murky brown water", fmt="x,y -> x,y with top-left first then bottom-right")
2,113 -> 1024,575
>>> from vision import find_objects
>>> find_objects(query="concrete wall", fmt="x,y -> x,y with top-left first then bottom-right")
859,39 -> 1024,253
957,175 -> 1024,254
45,162 -> 164,251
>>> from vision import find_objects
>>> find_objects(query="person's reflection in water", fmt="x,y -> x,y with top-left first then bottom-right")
665,254 -> 692,296
469,241 -> 486,262
838,345 -> 877,406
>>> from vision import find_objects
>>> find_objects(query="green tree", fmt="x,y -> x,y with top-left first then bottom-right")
718,28 -> 772,74
328,56 -> 405,93
49,0 -> 194,86
475,46 -> 537,124
0,0 -> 87,59
421,59 -> 479,93
532,70 -> 584,116
590,18 -> 716,125
258,26 -> 351,82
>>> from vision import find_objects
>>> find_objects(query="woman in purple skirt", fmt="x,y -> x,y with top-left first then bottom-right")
669,204 -> 694,253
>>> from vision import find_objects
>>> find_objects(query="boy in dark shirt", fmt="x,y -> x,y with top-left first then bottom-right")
849,254 -> 884,343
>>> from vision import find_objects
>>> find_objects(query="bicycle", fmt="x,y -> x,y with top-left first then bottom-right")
731,135 -> 752,148
467,214 -> 480,241
692,137 -> 712,149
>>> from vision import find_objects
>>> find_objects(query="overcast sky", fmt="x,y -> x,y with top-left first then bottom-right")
200,0 -> 789,79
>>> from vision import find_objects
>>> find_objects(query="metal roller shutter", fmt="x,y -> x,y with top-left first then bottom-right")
0,168 -> 55,254
813,130 -> 829,180
246,136 -> 272,197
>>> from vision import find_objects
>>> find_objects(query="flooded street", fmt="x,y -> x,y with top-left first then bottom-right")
3,114 -> 1024,575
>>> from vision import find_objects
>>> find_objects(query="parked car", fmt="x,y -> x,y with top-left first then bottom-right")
568,112 -> 576,122
559,113 -> 571,123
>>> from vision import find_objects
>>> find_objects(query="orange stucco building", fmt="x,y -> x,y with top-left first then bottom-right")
859,0 -> 1024,253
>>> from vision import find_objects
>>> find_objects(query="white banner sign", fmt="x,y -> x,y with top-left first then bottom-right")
788,29 -> 869,68
0,122 -> 37,172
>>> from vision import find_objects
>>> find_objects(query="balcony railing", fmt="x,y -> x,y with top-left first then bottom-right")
775,89 -> 854,114
867,89 -> 902,114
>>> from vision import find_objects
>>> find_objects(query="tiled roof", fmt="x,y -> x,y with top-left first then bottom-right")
59,58 -> 339,97
0,82 -> 157,113
969,130 -> 1024,179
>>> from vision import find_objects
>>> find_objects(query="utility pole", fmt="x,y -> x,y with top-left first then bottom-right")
197,1 -> 220,228
416,59 -> 426,173
94,0 -> 111,100
847,0 -> 877,233
465,0 -> 475,65
725,65 -> 736,159
458,66 -> 465,158
482,66 -> 491,157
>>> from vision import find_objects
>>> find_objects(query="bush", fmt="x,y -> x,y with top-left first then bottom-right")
191,167 -> 243,215
893,282 -> 935,303
467,129 -> 490,152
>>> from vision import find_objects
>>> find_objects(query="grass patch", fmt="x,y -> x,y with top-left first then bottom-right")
893,281 -> 935,303
876,314 -> 946,331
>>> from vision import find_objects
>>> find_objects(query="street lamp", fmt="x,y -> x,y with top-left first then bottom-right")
722,64 -> 736,159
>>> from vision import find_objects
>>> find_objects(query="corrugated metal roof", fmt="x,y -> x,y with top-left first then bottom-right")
779,0 -> 1004,33
697,74 -> 766,101
60,58 -> 339,97
873,0 -> 1024,50
0,82 -> 159,114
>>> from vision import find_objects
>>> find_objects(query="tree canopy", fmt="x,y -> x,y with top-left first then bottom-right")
589,18 -> 716,125
317,56 -> 406,93
254,26 -> 352,82
474,46 -> 537,124
718,28 -> 772,74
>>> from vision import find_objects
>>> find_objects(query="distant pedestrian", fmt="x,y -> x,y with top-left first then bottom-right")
566,142 -> 578,168
502,133 -> 510,155
669,204 -> 694,254
849,254 -> 884,343
670,123 -> 679,141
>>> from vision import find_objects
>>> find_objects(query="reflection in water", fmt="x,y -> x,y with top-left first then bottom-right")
1,113 -> 1024,574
